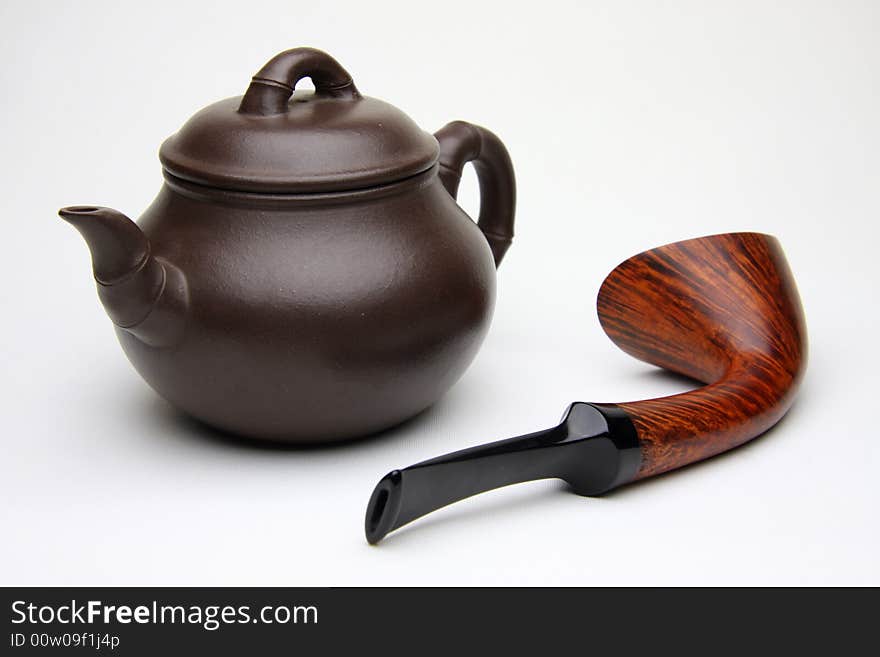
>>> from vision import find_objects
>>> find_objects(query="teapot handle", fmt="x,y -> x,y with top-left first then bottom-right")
434,121 -> 516,267
239,47 -> 360,116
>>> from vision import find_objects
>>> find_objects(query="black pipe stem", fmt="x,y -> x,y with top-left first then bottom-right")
365,403 -> 640,544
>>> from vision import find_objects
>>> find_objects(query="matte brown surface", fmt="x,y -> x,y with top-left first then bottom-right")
435,121 -> 516,265
597,233 -> 807,479
160,47 -> 439,193
60,47 -> 516,443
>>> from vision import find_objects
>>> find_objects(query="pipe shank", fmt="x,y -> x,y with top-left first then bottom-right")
596,232 -> 807,479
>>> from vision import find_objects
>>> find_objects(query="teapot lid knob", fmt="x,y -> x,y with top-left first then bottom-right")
238,47 -> 360,116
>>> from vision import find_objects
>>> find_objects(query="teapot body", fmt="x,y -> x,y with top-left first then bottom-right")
120,167 -> 497,442
60,48 -> 516,443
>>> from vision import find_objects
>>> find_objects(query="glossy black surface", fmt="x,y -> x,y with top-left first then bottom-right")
365,403 -> 640,544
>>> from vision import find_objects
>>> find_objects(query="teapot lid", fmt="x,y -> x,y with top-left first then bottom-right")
159,48 -> 439,193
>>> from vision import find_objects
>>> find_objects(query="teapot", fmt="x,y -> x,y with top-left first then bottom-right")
60,47 -> 516,443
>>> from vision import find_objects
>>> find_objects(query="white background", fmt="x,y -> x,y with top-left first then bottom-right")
2,0 -> 877,585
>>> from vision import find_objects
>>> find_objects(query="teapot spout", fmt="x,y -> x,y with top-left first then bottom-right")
59,206 -> 188,347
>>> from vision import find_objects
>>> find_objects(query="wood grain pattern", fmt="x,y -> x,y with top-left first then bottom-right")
597,233 -> 807,480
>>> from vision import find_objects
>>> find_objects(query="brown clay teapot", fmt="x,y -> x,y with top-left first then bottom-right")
60,47 -> 516,443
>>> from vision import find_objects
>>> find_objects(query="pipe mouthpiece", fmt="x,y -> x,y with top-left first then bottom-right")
363,404 -> 641,544
365,471 -> 404,545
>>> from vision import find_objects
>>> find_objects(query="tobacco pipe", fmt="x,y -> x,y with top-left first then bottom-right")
365,232 -> 807,543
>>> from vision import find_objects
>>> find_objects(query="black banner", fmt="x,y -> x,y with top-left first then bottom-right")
2,587 -> 875,653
